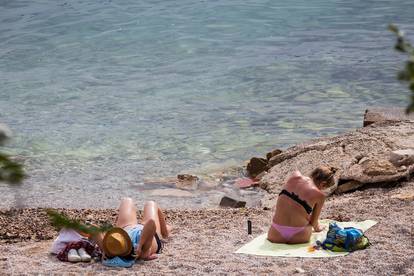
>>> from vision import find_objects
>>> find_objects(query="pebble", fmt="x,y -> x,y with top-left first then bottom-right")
295,267 -> 306,273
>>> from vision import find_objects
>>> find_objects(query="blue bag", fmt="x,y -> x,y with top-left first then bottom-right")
318,223 -> 370,252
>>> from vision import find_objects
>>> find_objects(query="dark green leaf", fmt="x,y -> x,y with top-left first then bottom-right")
0,153 -> 25,184
46,209 -> 113,234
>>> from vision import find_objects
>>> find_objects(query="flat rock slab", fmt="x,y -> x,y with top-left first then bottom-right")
364,107 -> 414,127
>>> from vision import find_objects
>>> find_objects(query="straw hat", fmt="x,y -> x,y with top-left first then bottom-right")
102,227 -> 133,257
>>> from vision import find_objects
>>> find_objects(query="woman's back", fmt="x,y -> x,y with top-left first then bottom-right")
274,172 -> 319,226
267,168 -> 331,244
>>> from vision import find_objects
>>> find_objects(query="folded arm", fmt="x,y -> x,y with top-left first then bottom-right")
135,219 -> 156,260
309,196 -> 325,232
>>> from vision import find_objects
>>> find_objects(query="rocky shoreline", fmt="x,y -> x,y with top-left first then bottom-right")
242,109 -> 414,209
1,108 -> 413,275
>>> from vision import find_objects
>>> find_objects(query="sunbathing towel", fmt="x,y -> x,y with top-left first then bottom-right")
235,219 -> 377,258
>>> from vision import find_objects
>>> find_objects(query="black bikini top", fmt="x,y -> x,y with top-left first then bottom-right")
279,189 -> 313,214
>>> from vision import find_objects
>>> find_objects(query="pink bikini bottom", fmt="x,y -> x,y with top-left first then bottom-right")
271,223 -> 307,241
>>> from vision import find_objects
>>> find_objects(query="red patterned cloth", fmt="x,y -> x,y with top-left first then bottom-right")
57,240 -> 101,262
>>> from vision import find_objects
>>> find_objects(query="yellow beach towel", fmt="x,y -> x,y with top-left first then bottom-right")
235,220 -> 377,258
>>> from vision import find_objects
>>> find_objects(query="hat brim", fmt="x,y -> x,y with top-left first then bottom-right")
102,227 -> 133,257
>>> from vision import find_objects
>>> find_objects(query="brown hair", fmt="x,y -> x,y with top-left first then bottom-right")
310,165 -> 336,188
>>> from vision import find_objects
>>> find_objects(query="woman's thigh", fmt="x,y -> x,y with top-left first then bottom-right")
142,201 -> 162,236
116,197 -> 138,228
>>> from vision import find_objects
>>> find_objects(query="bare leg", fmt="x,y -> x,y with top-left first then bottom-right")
134,201 -> 171,258
142,201 -> 170,239
115,197 -> 138,228
89,197 -> 138,257
157,204 -> 170,238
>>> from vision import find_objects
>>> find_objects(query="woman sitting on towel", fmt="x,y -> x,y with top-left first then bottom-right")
267,166 -> 336,244
92,198 -> 171,262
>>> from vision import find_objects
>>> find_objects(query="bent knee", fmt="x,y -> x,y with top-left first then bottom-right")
118,197 -> 136,212
144,200 -> 157,208
121,197 -> 134,204
145,218 -> 156,230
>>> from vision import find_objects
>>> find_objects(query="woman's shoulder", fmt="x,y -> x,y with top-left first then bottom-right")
286,171 -> 311,186
307,186 -> 326,200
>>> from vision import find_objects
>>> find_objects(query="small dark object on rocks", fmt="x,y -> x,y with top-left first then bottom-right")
266,149 -> 282,160
219,196 -> 246,208
246,157 -> 268,178
335,180 -> 365,194
177,174 -> 199,181
176,174 -> 199,190
247,220 -> 252,235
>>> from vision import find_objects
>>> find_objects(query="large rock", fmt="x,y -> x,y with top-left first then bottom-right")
261,121 -> 414,195
363,107 -> 414,127
246,157 -> 268,178
389,149 -> 414,167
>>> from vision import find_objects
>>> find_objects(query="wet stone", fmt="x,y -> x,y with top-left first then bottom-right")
266,149 -> 283,161
176,174 -> 199,190
219,196 -> 246,208
246,157 -> 268,178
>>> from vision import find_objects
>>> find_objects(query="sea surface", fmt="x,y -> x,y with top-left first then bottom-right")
0,0 -> 413,208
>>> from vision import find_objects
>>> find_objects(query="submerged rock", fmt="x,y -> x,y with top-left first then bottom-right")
175,174 -> 199,190
234,177 -> 259,189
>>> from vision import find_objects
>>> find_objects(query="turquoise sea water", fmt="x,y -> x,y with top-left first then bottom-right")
0,0 -> 413,207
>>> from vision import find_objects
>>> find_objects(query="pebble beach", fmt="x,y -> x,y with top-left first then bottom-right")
1,178 -> 413,275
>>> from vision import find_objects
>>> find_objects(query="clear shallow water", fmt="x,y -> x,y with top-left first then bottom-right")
0,0 -> 413,208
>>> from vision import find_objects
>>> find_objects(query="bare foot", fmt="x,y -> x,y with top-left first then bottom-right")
167,224 -> 173,234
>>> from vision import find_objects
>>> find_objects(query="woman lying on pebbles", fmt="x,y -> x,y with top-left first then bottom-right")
91,198 -> 171,265
50,198 -> 171,266
267,166 -> 336,244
